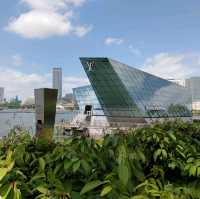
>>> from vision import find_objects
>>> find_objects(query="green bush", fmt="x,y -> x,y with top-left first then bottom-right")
1,120 -> 200,198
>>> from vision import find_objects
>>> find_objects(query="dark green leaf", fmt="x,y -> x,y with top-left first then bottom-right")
80,180 -> 107,195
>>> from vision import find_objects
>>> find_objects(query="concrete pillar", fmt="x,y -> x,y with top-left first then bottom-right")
34,88 -> 58,141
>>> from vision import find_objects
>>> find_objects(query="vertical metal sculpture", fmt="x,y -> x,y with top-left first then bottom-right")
34,88 -> 58,141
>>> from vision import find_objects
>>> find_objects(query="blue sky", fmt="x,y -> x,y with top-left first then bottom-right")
0,0 -> 200,99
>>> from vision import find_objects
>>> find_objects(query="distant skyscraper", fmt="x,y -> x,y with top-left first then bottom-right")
53,67 -> 62,101
185,77 -> 200,111
0,87 -> 4,102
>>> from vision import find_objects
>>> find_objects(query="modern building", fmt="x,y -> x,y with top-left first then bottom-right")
22,97 -> 35,108
73,58 -> 192,127
0,87 -> 4,102
73,85 -> 109,128
59,93 -> 75,110
53,67 -> 62,101
73,85 -> 103,116
62,93 -> 73,103
185,77 -> 200,112
168,79 -> 185,87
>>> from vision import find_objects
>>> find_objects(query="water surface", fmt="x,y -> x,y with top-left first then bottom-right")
0,110 -> 74,136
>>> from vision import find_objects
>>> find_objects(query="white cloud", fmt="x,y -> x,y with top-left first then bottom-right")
6,10 -> 72,39
0,67 -> 88,100
63,76 -> 89,94
105,37 -> 124,46
129,45 -> 141,56
74,25 -> 93,37
22,0 -> 86,10
5,0 -> 91,39
0,68 -> 50,100
143,53 -> 200,79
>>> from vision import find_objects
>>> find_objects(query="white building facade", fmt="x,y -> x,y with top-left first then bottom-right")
53,67 -> 62,101
0,87 -> 4,102
185,77 -> 200,112
168,79 -> 185,87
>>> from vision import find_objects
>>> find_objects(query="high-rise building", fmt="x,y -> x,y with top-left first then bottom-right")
52,67 -> 62,101
185,77 -> 200,112
0,87 -> 4,102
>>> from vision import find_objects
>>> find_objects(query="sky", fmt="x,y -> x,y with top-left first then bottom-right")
0,0 -> 200,100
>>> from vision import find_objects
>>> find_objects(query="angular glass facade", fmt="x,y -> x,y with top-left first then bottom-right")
78,58 -> 192,118
73,85 -> 104,116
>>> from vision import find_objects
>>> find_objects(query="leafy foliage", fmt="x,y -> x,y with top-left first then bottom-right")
1,120 -> 200,198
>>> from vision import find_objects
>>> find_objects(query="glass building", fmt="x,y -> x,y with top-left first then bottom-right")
74,57 -> 192,121
185,77 -> 200,112
73,85 -> 104,116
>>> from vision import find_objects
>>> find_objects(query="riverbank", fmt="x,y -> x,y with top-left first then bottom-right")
1,120 -> 200,198
0,110 -> 75,136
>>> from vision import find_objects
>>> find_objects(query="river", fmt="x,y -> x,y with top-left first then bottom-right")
0,110 -> 75,136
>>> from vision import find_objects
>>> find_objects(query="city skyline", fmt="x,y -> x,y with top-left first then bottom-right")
1,68 -> 199,102
0,0 -> 200,99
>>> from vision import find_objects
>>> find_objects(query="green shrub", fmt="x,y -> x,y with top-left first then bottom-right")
0,120 -> 200,198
